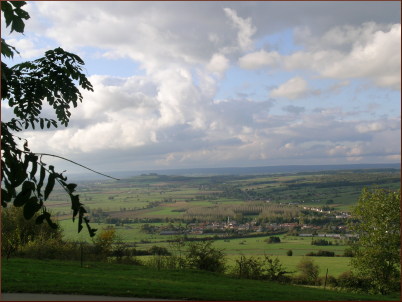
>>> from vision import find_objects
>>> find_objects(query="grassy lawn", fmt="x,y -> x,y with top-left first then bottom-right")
2,258 -> 399,301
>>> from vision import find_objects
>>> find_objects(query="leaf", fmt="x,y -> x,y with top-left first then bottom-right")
37,165 -> 46,195
70,194 -> 81,219
45,214 -> 58,229
44,173 -> 55,201
30,159 -> 38,179
35,213 -> 46,225
66,183 -> 77,193
13,187 -> 31,207
1,188 -> 12,203
84,217 -> 97,237
23,196 -> 41,220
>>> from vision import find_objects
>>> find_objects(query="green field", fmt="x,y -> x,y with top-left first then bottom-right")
2,258 -> 398,301
50,168 -> 400,280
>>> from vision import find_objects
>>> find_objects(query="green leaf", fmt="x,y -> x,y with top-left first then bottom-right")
44,173 -> 55,201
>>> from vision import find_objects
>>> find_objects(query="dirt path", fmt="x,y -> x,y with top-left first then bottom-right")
1,293 -> 179,301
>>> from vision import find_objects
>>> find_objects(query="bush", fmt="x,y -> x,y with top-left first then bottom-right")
148,245 -> 171,256
231,255 -> 290,282
343,248 -> 355,257
306,250 -> 335,257
295,257 -> 320,285
232,255 -> 264,279
18,238 -> 80,260
266,236 -> 281,243
311,239 -> 332,246
1,206 -> 63,259
286,250 -> 293,256
337,271 -> 370,292
185,240 -> 226,273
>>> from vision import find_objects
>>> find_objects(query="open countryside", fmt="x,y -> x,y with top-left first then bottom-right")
3,166 -> 400,301
2,1 -> 401,301
52,167 -> 399,276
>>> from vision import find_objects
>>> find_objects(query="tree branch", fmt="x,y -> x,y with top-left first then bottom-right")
33,153 -> 120,181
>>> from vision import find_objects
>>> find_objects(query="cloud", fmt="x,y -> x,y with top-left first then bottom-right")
238,50 -> 280,69
206,53 -> 230,75
239,22 -> 401,90
270,77 -> 309,100
223,7 -> 257,52
3,2 -> 399,172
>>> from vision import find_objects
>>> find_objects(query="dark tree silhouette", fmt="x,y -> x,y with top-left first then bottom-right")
1,1 -> 113,237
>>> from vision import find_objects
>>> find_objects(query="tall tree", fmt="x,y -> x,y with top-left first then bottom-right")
350,188 -> 401,294
1,1 -> 96,236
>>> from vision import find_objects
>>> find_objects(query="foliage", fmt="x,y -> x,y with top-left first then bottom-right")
1,1 -> 96,236
306,250 -> 335,257
232,255 -> 264,279
286,249 -> 293,256
148,245 -> 171,256
266,236 -> 281,243
92,227 -> 118,258
349,188 -> 401,294
185,240 -> 226,273
1,206 -> 63,259
231,254 -> 289,282
295,257 -> 320,285
262,255 -> 290,282
336,271 -> 371,292
311,239 -> 332,246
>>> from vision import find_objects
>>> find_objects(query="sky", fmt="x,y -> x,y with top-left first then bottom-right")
1,1 -> 401,175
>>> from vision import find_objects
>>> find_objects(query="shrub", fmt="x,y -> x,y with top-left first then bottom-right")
1,206 -> 63,259
343,248 -> 355,257
185,240 -> 226,273
266,236 -> 281,243
231,255 -> 289,282
19,238 -> 80,260
286,249 -> 293,256
148,245 -> 171,256
311,239 -> 332,246
296,257 -> 320,285
306,250 -> 335,257
232,255 -> 264,279
263,255 -> 289,282
337,271 -> 370,292
91,227 -> 118,260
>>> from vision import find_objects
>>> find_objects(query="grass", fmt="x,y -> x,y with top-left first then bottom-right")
2,258 -> 399,301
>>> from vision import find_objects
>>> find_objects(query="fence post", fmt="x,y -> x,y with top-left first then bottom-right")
324,268 -> 328,289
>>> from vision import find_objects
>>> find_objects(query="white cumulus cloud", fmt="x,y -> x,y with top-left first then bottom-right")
270,77 -> 309,100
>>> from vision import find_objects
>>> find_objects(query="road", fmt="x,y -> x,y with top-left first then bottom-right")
1,293 -> 180,301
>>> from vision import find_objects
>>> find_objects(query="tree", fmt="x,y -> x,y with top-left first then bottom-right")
1,1 -> 97,236
349,188 -> 401,294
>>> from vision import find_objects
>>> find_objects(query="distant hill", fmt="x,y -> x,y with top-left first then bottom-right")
70,163 -> 400,181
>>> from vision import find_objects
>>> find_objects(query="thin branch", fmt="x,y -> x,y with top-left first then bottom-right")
33,153 -> 120,181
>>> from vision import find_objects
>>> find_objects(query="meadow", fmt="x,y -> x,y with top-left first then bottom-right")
50,168 -> 399,279
2,258 -> 399,301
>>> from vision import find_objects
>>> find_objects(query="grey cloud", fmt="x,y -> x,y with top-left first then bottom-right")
283,105 -> 305,115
